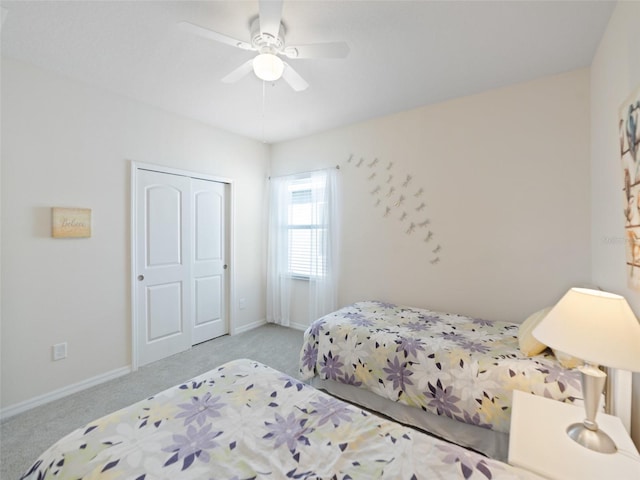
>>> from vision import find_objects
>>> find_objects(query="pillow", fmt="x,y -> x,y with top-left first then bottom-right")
518,306 -> 553,356
552,349 -> 583,369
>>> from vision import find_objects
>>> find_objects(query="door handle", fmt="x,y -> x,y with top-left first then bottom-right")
137,275 -> 144,281
223,265 -> 228,270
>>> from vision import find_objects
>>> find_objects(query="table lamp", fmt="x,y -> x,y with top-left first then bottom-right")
533,287 -> 640,454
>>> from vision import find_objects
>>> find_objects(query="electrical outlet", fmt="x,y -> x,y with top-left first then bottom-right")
239,297 -> 247,310
53,342 -> 67,361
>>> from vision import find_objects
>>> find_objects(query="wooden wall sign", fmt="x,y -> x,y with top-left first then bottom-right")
52,207 -> 92,238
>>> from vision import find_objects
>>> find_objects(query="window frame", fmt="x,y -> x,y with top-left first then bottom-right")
285,174 -> 327,280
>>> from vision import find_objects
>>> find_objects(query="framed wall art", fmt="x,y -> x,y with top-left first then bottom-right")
52,207 -> 92,238
619,84 -> 640,289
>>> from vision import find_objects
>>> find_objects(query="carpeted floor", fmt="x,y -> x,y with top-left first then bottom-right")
0,323 -> 304,480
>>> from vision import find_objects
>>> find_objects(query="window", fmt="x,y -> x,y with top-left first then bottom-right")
287,175 -> 327,278
267,168 -> 339,326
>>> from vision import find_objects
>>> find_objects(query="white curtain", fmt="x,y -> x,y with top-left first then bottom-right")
266,168 -> 340,326
308,169 -> 340,323
266,174 -> 293,326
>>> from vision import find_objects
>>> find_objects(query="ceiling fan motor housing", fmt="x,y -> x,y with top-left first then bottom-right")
250,17 -> 285,54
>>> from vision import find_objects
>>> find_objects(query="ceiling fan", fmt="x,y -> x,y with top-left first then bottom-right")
179,0 -> 349,92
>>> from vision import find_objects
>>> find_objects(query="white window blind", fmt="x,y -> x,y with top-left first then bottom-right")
287,176 -> 326,277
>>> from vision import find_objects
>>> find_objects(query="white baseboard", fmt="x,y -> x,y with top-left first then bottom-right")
0,366 -> 131,421
232,318 -> 267,335
243,319 -> 308,332
289,321 -> 309,332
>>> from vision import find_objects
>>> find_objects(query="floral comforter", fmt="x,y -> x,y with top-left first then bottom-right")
300,301 -> 582,434
22,358 -> 542,480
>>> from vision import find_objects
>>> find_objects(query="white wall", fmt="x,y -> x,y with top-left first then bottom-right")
590,0 -> 640,447
1,58 -> 269,409
271,69 -> 591,326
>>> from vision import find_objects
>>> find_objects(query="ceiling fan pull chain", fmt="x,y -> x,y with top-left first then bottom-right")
261,80 -> 266,143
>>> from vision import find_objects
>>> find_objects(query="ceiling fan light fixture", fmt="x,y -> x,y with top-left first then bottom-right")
253,53 -> 284,81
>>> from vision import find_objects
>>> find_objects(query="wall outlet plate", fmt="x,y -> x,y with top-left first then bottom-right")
53,342 -> 67,361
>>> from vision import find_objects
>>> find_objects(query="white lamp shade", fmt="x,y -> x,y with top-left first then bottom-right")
252,53 -> 284,81
533,288 -> 640,371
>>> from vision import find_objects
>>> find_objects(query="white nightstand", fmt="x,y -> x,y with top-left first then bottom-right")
509,390 -> 640,479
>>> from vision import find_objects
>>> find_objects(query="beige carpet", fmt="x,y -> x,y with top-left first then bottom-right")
0,323 -> 304,480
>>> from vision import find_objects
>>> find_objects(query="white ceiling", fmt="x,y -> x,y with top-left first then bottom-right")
0,1 -> 615,144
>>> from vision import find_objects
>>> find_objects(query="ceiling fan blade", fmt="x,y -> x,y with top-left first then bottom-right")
179,21 -> 253,51
259,0 -> 283,39
282,63 -> 309,92
221,60 -> 255,83
283,42 -> 350,59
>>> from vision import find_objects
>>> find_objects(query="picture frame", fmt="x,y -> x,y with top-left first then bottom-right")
51,207 -> 92,238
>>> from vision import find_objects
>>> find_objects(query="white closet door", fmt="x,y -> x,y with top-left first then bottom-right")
191,178 -> 227,344
134,167 -> 229,367
135,169 -> 192,366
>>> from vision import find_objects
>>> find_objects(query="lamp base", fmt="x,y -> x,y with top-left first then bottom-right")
567,422 -> 617,454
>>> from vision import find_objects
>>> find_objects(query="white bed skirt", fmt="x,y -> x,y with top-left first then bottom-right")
310,377 -> 510,462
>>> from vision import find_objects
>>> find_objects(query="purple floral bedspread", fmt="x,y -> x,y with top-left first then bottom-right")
21,359 -> 542,479
299,301 -> 582,433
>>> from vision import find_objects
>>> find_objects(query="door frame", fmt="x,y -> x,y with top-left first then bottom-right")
130,161 -> 235,371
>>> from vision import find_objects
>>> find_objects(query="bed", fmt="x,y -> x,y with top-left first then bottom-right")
299,301 -> 584,461
22,358 -> 542,479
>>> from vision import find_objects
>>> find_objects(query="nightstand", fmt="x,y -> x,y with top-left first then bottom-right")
509,390 -> 640,479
